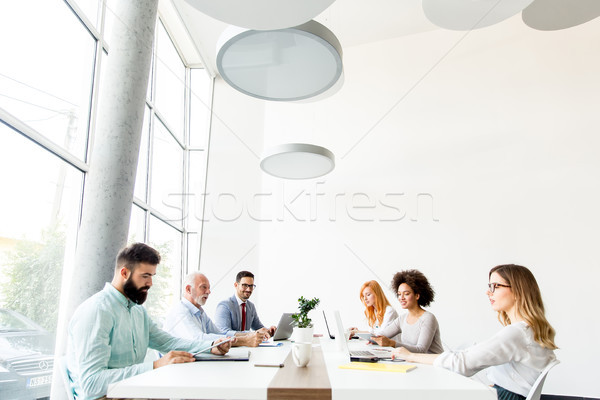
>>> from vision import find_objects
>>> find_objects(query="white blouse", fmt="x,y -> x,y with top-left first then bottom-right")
434,321 -> 556,397
368,305 -> 398,337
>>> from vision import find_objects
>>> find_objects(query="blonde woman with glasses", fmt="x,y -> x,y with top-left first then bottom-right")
392,264 -> 557,400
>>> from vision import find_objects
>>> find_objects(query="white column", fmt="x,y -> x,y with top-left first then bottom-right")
52,1 -> 159,398
69,0 -> 159,310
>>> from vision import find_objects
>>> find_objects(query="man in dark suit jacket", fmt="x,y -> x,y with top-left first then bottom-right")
214,271 -> 276,337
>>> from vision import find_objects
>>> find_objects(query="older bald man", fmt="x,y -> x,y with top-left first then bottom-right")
164,272 -> 266,347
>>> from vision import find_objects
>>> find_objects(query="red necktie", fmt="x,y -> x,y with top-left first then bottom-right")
241,303 -> 246,331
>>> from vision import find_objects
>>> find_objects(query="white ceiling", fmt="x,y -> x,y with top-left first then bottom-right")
163,0 -> 437,75
160,0 -> 600,78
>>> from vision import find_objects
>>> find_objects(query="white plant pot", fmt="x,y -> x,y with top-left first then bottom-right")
292,326 -> 314,343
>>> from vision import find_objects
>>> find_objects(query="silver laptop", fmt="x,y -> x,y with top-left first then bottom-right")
323,310 -> 358,340
271,313 -> 294,341
333,310 -> 393,362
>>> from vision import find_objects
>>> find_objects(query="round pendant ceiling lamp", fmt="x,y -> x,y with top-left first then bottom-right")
216,21 -> 344,101
422,0 -> 534,30
522,0 -> 600,31
183,0 -> 335,30
260,143 -> 335,179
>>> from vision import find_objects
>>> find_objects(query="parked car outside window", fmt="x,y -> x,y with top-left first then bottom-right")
0,309 -> 54,400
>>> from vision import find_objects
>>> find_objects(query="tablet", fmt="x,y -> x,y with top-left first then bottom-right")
355,333 -> 378,344
192,337 -> 234,355
194,349 -> 250,362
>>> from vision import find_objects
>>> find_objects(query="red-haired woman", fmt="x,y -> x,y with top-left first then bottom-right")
350,280 -> 399,340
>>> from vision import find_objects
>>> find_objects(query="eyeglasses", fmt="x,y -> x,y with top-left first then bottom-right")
240,283 -> 256,290
487,283 -> 511,293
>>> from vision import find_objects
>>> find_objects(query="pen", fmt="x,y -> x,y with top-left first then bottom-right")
254,363 -> 284,368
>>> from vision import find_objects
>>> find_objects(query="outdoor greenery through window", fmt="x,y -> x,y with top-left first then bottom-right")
0,124 -> 83,333
0,1 -> 212,398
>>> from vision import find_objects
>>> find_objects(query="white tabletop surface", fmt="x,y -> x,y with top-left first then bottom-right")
107,338 -> 497,400
327,339 -> 497,400
107,345 -> 289,399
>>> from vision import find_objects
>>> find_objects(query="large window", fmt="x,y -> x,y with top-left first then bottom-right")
0,0 -> 96,161
129,20 -> 213,321
154,22 -> 186,143
0,124 -> 83,332
150,116 -> 184,223
0,1 -> 212,397
0,1 -> 96,397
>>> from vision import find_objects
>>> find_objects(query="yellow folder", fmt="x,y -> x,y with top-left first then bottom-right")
339,362 -> 417,373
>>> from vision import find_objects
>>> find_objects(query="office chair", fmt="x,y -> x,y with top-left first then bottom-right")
58,356 -> 76,400
526,359 -> 560,400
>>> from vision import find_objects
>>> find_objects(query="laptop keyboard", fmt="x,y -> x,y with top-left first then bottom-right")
370,349 -> 393,358
350,349 -> 392,358
351,350 -> 376,357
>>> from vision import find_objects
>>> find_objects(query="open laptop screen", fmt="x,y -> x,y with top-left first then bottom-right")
272,313 -> 294,341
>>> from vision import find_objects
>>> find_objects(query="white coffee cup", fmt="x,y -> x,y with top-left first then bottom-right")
292,342 -> 312,367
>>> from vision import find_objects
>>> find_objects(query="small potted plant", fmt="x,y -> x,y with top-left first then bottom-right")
291,296 -> 320,343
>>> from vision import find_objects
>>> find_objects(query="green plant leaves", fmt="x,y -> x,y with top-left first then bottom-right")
291,296 -> 320,328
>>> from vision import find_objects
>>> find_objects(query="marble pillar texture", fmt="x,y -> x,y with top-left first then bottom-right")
68,0 -> 159,315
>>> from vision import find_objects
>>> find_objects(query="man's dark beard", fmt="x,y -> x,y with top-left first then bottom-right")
123,279 -> 150,304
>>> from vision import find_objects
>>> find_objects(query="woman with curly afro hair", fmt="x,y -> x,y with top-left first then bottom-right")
370,269 -> 443,354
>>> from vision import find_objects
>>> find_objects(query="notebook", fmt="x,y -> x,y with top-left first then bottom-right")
271,313 -> 294,341
258,341 -> 283,347
339,362 -> 416,373
333,310 -> 394,362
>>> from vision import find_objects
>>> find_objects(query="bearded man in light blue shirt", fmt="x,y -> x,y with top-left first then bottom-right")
66,243 -> 233,400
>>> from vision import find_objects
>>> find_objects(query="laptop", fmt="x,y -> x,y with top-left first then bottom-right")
333,310 -> 394,362
323,311 -> 359,340
271,313 -> 294,341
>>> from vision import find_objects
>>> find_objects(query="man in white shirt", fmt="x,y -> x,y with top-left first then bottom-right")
164,272 -> 265,347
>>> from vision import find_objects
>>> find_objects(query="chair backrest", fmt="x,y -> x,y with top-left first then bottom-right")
58,356 -> 76,400
526,359 -> 560,400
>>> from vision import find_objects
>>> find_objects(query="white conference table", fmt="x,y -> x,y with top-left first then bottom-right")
107,337 -> 497,400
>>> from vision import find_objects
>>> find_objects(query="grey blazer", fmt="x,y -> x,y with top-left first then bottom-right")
214,294 -> 265,332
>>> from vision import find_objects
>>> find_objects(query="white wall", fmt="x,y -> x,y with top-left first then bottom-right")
198,79 -> 266,314
202,15 -> 600,398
